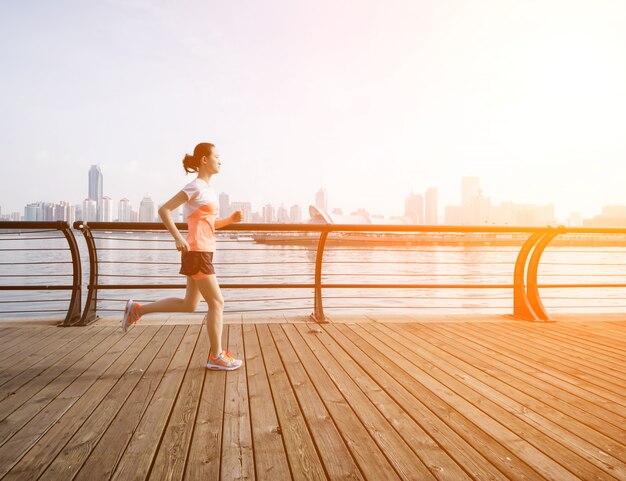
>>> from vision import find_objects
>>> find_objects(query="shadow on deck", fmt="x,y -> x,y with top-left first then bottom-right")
0,315 -> 624,480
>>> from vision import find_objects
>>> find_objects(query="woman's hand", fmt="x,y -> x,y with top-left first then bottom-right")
230,210 -> 244,223
175,237 -> 190,253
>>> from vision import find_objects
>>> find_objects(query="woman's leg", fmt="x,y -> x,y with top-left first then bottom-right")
194,275 -> 224,357
135,277 -> 201,317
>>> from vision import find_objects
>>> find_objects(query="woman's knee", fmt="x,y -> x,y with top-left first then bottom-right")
207,296 -> 224,310
182,301 -> 199,313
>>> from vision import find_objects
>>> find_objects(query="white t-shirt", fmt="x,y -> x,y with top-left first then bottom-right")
181,178 -> 219,252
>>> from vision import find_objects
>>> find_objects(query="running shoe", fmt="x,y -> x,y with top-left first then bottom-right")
207,350 -> 243,371
121,300 -> 141,333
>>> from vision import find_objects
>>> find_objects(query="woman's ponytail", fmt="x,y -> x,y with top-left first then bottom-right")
182,153 -> 199,174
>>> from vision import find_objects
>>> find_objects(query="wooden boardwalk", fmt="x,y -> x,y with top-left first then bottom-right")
0,317 -> 624,480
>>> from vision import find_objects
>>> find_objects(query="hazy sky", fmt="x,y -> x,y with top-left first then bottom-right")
2,0 -> 626,220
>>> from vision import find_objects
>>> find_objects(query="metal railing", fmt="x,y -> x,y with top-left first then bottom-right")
0,221 -> 82,325
71,221 -> 626,325
3,221 -> 626,325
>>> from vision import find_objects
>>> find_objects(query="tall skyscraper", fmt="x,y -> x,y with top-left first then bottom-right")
219,192 -> 231,218
89,165 -> 104,220
315,188 -> 328,213
262,204 -> 275,223
425,187 -> 438,224
118,198 -> 131,222
139,197 -> 155,222
404,193 -> 424,224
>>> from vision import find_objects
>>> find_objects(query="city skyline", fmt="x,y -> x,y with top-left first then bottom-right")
2,1 -> 626,223
3,162 -> 625,227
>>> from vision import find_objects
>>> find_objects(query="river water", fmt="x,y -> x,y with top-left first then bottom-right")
2,230 -> 626,319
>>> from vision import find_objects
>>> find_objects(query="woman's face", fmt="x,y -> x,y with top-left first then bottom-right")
203,148 -> 221,174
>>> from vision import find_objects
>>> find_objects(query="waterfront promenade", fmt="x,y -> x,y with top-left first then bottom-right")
0,314 -> 624,480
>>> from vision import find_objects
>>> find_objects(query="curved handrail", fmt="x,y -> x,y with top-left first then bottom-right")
527,228 -> 564,321
0,221 -> 82,325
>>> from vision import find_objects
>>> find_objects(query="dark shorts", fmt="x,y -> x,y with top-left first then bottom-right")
179,251 -> 215,279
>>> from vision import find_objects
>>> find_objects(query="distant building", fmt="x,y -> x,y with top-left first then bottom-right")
251,212 -> 263,223
118,198 -> 131,222
139,197 -> 155,222
425,187 -> 438,224
584,205 -> 626,227
290,204 -> 303,223
404,193 -> 424,224
102,196 -> 113,222
24,203 -> 41,221
89,165 -> 104,220
566,212 -> 582,227
262,204 -> 275,223
445,205 -> 464,225
315,188 -> 327,213
83,198 -> 97,222
219,192 -> 231,218
277,204 -> 288,223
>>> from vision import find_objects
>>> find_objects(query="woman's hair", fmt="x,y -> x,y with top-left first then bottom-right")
182,142 -> 215,174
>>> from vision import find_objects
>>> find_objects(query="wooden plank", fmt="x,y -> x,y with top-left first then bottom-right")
322,324 -> 508,481
254,324 -> 328,481
0,327 -> 47,354
532,322 -> 626,354
72,325 -> 184,481
269,324 -> 380,481
417,323 -> 626,441
37,326 -> 171,481
0,327 -> 107,417
184,325 -> 228,481
0,327 -> 59,355
0,327 -> 119,448
375,322 -> 626,480
333,323 -> 545,481
242,323 -> 291,481
0,326 -> 143,478
0,326 -> 69,373
511,322 -> 626,361
2,326 -> 160,480
482,323 -> 626,384
435,323 -> 626,428
294,322 -> 472,481
287,323 -> 439,481
110,325 -> 200,481
446,323 -> 626,416
148,322 -> 208,481
357,323 -> 611,481
220,323 -> 255,481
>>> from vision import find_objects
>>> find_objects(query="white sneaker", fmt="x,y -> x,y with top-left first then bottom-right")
207,351 -> 243,371
121,300 -> 141,333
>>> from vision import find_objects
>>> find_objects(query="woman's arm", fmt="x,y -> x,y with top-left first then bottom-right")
215,210 -> 243,230
158,191 -> 190,252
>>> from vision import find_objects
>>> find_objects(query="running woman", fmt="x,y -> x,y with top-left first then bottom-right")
122,142 -> 243,371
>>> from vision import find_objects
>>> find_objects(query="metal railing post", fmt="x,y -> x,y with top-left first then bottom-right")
59,222 -> 82,326
513,231 -> 545,321
527,228 -> 563,322
312,227 -> 330,323
74,221 -> 99,325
